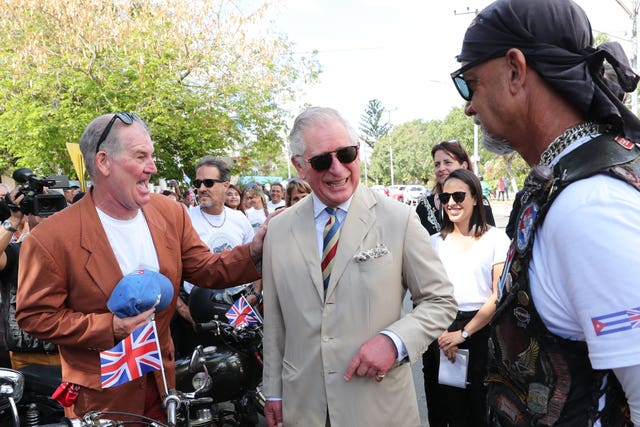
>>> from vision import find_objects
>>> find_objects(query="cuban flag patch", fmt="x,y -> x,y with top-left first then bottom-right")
515,202 -> 538,253
591,307 -> 640,336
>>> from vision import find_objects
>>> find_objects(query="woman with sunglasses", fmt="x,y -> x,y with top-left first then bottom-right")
416,140 -> 495,235
423,168 -> 509,427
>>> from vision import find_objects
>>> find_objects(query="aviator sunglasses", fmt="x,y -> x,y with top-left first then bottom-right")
438,191 -> 467,204
450,49 -> 508,101
95,112 -> 142,153
304,146 -> 359,171
194,178 -> 226,188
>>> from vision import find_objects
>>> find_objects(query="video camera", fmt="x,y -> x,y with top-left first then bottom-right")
7,168 -> 68,217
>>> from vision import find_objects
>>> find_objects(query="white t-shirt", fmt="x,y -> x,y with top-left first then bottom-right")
267,199 -> 285,213
96,208 -> 159,275
530,173 -> 640,371
431,227 -> 510,312
245,207 -> 267,233
184,205 -> 254,293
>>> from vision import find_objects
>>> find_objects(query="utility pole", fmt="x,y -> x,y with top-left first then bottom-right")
386,108 -> 397,185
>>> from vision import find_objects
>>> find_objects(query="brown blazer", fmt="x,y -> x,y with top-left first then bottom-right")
16,190 -> 259,416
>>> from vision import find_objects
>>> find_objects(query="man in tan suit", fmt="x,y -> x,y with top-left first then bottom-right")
262,107 -> 457,426
16,113 -> 266,420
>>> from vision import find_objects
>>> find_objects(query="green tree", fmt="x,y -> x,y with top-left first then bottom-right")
359,99 -> 391,149
0,0 -> 320,181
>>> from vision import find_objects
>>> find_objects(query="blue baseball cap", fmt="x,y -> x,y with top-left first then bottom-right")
107,269 -> 174,317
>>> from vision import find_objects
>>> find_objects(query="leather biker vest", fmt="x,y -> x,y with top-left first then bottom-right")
487,134 -> 639,426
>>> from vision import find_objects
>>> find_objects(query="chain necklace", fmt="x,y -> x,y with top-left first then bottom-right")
200,206 -> 227,228
539,122 -> 607,166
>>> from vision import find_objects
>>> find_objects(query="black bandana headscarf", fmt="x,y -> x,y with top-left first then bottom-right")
458,0 -> 640,142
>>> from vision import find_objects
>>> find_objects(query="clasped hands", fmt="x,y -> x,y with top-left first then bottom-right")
438,330 -> 464,362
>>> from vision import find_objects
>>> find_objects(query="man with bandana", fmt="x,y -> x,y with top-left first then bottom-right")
452,0 -> 640,425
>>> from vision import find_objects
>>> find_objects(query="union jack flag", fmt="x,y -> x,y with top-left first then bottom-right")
100,322 -> 162,388
591,307 -> 640,336
225,295 -> 261,328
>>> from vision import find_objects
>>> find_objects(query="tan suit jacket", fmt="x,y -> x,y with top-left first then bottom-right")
263,184 -> 456,426
16,190 -> 259,416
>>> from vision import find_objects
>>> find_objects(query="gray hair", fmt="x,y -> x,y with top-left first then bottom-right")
195,156 -> 231,182
289,107 -> 359,168
79,113 -> 149,179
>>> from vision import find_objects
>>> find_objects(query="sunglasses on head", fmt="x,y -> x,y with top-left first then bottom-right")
304,146 -> 359,171
450,49 -> 508,101
438,191 -> 467,204
194,178 -> 225,188
95,112 -> 142,153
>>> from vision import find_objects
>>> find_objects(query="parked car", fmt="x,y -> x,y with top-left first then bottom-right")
404,185 -> 427,205
387,185 -> 406,203
370,185 -> 389,196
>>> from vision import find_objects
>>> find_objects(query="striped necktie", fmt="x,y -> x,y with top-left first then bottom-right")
321,207 -> 341,290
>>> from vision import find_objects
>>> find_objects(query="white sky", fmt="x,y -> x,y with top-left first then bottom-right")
269,0 -> 633,128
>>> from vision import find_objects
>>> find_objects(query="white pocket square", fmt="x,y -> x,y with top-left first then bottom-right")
354,244 -> 389,263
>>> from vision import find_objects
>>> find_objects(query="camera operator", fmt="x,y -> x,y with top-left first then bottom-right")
0,188 -> 61,369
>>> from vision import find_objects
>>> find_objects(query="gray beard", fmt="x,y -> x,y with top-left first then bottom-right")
477,121 -> 515,155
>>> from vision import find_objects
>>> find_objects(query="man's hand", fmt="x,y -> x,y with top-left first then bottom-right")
265,400 -> 283,427
344,334 -> 397,382
175,297 -> 196,329
249,209 -> 283,262
112,307 -> 155,341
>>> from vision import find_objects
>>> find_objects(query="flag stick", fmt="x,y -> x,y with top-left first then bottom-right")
151,320 -> 169,395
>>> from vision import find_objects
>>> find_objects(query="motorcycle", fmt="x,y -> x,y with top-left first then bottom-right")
0,284 -> 264,427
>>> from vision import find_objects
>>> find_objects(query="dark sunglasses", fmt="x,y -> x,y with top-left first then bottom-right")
438,191 -> 467,204
95,112 -> 142,153
450,50 -> 508,101
305,146 -> 359,171
194,178 -> 225,188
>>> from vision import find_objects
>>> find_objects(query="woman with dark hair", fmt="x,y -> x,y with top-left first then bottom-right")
225,184 -> 244,213
424,169 -> 509,427
416,140 -> 495,235
285,178 -> 312,207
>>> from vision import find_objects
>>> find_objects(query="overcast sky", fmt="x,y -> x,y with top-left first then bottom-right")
269,0 -> 633,129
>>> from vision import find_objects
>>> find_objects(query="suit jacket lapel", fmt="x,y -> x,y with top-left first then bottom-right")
290,198 -> 325,301
325,185 -> 375,300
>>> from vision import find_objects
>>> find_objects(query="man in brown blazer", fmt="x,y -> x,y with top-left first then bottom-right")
262,107 -> 457,426
15,113 -> 266,420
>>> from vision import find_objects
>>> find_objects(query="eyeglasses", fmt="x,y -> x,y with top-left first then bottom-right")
304,146 -> 359,171
450,50 -> 508,101
95,112 -> 141,153
438,191 -> 467,204
194,178 -> 225,188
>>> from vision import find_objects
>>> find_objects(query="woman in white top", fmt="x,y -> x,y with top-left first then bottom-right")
244,185 -> 269,232
424,168 -> 510,427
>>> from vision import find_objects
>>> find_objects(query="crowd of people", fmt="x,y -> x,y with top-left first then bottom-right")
0,0 -> 638,426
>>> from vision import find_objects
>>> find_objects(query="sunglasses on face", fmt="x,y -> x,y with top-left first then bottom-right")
304,146 -> 359,171
95,112 -> 142,153
450,49 -> 508,101
438,191 -> 467,204
194,178 -> 225,188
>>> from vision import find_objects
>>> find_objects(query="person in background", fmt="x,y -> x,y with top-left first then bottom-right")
424,169 -> 509,427
262,107 -> 456,427
1,189 -> 62,370
453,0 -> 640,424
15,112 -> 268,420
244,184 -> 269,233
284,178 -> 312,207
225,184 -> 243,213
240,187 -> 252,212
63,185 -> 81,205
479,175 -> 491,199
0,184 -> 9,201
416,140 -> 495,236
267,183 -> 285,212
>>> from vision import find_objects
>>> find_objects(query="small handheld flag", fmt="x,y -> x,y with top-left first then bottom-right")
100,322 -> 162,389
225,295 -> 262,328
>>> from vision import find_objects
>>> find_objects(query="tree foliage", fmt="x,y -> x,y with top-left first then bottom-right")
0,0 -> 320,180
359,99 -> 391,149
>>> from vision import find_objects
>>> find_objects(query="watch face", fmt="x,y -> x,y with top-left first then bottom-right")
461,330 -> 469,339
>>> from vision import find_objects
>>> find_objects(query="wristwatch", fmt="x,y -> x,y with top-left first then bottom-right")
2,220 -> 17,233
461,328 -> 470,340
